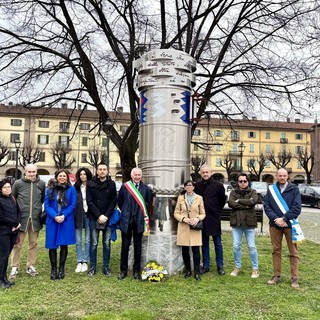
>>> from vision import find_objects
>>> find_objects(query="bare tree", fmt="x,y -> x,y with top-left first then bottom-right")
19,144 -> 43,169
191,155 -> 206,182
267,150 -> 292,169
1,1 -> 319,180
0,141 -> 10,167
295,149 -> 314,184
247,153 -> 267,181
86,146 -> 108,169
50,144 -> 75,170
220,154 -> 233,181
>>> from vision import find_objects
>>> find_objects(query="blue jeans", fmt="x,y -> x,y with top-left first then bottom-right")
201,234 -> 223,269
232,226 -> 258,269
75,214 -> 90,263
89,220 -> 111,272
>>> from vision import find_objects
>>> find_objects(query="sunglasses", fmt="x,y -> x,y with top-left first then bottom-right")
238,180 -> 248,183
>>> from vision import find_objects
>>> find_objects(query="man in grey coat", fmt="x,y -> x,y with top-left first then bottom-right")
9,164 -> 46,279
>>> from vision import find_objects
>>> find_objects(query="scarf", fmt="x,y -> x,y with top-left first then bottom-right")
49,181 -> 71,207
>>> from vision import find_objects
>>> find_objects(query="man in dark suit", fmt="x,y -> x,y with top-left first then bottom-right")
195,165 -> 226,275
117,167 -> 151,280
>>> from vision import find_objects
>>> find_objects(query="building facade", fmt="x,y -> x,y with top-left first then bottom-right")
0,104 -> 318,184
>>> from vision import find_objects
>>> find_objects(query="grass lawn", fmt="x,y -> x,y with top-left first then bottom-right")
0,230 -> 319,320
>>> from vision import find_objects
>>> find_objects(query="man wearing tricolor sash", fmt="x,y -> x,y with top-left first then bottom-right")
117,168 -> 151,280
264,168 -> 301,289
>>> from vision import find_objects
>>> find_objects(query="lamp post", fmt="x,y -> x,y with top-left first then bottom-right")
103,119 -> 113,169
238,142 -> 246,172
14,138 -> 21,180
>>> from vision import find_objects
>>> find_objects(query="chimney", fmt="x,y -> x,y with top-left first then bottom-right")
117,106 -> 124,114
77,104 -> 82,110
61,103 -> 68,109
252,116 -> 257,120
41,101 -> 46,106
287,118 -> 291,122
295,119 -> 300,123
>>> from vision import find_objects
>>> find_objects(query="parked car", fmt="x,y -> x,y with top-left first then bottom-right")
251,181 -> 269,203
299,186 -> 320,208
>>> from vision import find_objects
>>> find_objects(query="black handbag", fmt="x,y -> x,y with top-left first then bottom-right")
40,211 -> 47,225
186,203 -> 203,230
96,221 -> 107,230
190,219 -> 203,230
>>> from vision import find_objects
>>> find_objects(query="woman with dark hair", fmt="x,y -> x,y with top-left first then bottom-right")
74,167 -> 93,273
44,169 -> 76,280
0,179 -> 20,288
174,180 -> 206,281
228,173 -> 259,278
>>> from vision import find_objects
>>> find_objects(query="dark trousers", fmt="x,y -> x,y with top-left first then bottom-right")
120,222 -> 143,274
182,246 -> 201,274
0,233 -> 17,280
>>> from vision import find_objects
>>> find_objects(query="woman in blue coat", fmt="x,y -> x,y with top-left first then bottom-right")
44,169 -> 76,280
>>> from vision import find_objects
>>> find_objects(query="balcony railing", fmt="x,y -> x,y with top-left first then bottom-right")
280,138 -> 288,143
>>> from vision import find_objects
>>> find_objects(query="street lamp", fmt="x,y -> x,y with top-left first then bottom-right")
238,142 -> 246,172
14,138 -> 21,180
103,119 -> 113,169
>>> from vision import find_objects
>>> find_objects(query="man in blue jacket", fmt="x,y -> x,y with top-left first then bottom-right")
86,163 -> 117,277
264,168 -> 301,289
117,167 -> 151,280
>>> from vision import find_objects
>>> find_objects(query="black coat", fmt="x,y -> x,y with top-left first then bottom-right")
86,177 -> 117,221
117,181 -> 151,234
0,194 -> 20,236
194,178 -> 226,236
74,187 -> 85,229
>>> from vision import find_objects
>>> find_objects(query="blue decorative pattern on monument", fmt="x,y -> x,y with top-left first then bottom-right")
180,91 -> 190,124
140,90 -> 148,124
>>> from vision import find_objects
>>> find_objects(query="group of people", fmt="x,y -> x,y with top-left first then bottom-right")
0,162 -> 301,289
174,165 -> 301,287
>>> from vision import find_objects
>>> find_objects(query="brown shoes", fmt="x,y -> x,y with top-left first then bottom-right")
267,276 -> 281,285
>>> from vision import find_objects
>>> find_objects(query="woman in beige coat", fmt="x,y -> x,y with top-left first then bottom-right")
174,180 -> 206,280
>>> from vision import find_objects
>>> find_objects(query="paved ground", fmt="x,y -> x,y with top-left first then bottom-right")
222,205 -> 320,244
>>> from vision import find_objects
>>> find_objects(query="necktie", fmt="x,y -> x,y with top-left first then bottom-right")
135,184 -> 139,189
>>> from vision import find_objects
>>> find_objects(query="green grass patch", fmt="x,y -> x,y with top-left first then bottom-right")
0,230 -> 319,320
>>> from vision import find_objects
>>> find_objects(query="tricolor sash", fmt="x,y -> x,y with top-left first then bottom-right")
124,181 -> 150,236
268,184 -> 304,243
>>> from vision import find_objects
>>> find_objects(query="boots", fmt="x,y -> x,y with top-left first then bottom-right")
58,246 -> 68,280
49,249 -> 57,280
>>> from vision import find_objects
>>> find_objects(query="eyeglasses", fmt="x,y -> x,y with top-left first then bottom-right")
238,180 -> 248,183
185,184 -> 194,187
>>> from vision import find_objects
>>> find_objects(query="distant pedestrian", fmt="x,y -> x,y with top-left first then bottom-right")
264,168 -> 302,289
44,169 -> 76,280
228,173 -> 259,278
0,179 -> 20,289
9,164 -> 46,280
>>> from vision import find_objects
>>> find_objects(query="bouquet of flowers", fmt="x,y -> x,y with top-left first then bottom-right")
141,260 -> 168,282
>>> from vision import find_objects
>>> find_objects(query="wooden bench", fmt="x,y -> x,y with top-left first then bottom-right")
220,205 -> 264,234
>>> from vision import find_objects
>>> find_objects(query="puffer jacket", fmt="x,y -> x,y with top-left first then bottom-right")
12,176 -> 46,232
0,193 -> 20,235
228,187 -> 258,228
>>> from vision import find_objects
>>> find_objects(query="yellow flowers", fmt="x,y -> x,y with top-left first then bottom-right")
141,260 -> 168,282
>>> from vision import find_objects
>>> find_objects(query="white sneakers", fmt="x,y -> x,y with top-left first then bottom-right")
75,262 -> 88,273
26,266 -> 39,276
9,267 -> 18,280
230,268 -> 240,276
251,270 -> 260,278
75,263 -> 82,273
81,262 -> 88,272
